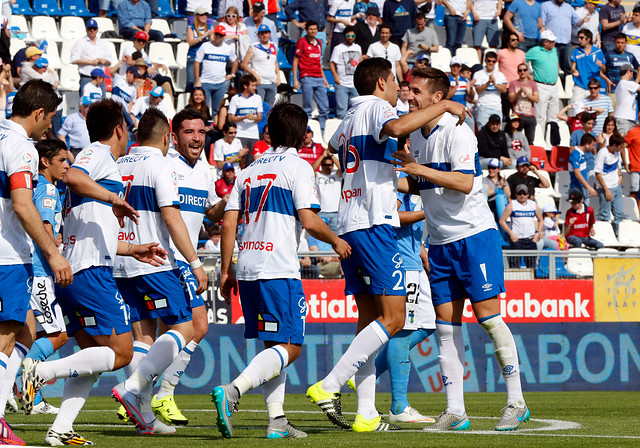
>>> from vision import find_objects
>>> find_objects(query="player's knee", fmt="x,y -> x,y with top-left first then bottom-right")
286,344 -> 302,364
192,313 -> 209,342
48,332 -> 69,350
111,343 -> 134,370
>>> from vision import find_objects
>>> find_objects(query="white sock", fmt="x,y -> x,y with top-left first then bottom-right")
50,373 -> 100,433
232,345 -> 288,396
355,356 -> 377,419
0,343 -> 27,418
125,341 -> 150,377
157,340 -> 198,400
140,380 -> 155,424
479,314 -> 525,407
37,347 -> 116,381
124,331 -> 185,394
322,320 -> 389,393
263,372 -> 286,422
436,321 -> 466,415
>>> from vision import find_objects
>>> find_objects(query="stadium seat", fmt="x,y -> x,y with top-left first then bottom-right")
323,118 -> 341,146
277,47 -> 292,70
10,16 -> 34,42
9,39 -> 26,58
592,221 -> 620,247
30,17 -> 63,42
59,65 -> 80,91
549,145 -> 570,171
93,17 -> 123,43
533,124 -> 549,149
536,250 -> 574,279
623,196 -> 639,221
456,47 -> 479,67
534,193 -> 555,209
104,41 -> 119,69
60,40 -> 74,65
11,0 -> 36,15
617,220 -> 640,247
151,19 -> 181,43
566,248 -> 593,277
555,170 -> 571,199
149,42 -> 180,69
532,169 -> 561,198
621,171 -> 631,196
324,70 -> 336,93
61,0 -> 92,16
176,92 -> 189,111
564,75 -> 574,98
118,40 -> 134,60
557,81 -> 570,100
60,16 -> 87,41
63,91 -> 80,116
558,122 -> 571,147
176,42 -> 188,68
44,42 -> 63,69
33,0 -> 64,16
597,248 -> 619,256
529,145 -> 556,172
157,0 -> 183,18
308,119 -> 324,145
430,48 -> 451,72
625,247 -> 640,253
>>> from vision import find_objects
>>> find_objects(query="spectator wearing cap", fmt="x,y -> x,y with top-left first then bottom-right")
228,74 -> 263,158
241,23 -> 280,106
526,31 -> 560,131
506,156 -> 551,199
185,8 -> 214,92
565,190 -> 603,249
354,0 -> 380,20
497,32 -> 526,87
365,24 -> 403,81
503,0 -> 542,53
13,38 -> 47,81
194,24 -> 238,116
478,114 -> 512,169
215,162 -> 236,199
504,115 -> 531,163
82,68 -> 108,102
130,85 -> 174,124
58,96 -> 91,162
602,0 -> 628,55
483,157 -> 511,222
614,64 -> 640,135
293,21 -> 330,132
299,126 -> 325,166
541,204 -> 563,249
569,133 -> 598,204
112,66 -> 139,130
441,0 -> 471,55
251,0 -> 281,23
212,122 -> 248,174
328,0 -> 358,50
71,19 -> 112,98
19,56 -> 58,88
541,0 -> 579,75
354,7 -> 380,54
383,0 -> 418,48
595,132 -> 626,235
603,33 -> 640,100
470,0 -> 501,63
447,56 -> 474,129
401,12 -> 438,68
582,78 -> 614,135
473,50 -> 507,128
329,26 -> 362,119
244,2 -> 278,49
508,62 -> 538,144
571,29 -> 606,104
499,183 -> 543,268
19,46 -> 44,84
285,0 -> 328,57
117,0 -> 164,42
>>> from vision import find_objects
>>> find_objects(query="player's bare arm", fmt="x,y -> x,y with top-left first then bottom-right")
161,205 -> 208,294
220,209 -> 240,303
64,166 -> 139,226
382,99 -> 469,138
298,208 -> 351,260
116,241 -> 168,266
204,199 -> 227,223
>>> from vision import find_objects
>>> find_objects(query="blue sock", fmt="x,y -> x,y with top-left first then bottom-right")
409,328 -> 436,350
26,338 -> 55,405
386,329 -> 413,415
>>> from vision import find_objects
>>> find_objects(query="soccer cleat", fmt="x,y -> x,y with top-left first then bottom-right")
423,411 -> 470,431
211,384 -> 238,438
44,428 -> 94,446
152,394 -> 188,426
21,358 -> 45,415
306,381 -> 351,429
265,422 -> 307,439
33,399 -> 59,415
389,406 -> 435,423
135,418 -> 176,435
116,405 -> 130,423
111,383 -> 150,432
0,417 -> 25,446
5,393 -> 18,414
495,404 -> 530,431
352,414 -> 401,432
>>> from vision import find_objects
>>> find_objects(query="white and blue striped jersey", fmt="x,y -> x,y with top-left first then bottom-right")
228,93 -> 263,139
509,199 -> 537,239
168,149 -> 220,262
329,95 -> 400,235
113,146 -> 180,277
33,177 -> 62,277
195,41 -> 237,85
409,112 -> 496,245
0,120 -> 38,264
62,142 -> 123,273
594,147 -> 621,189
226,147 -> 320,281
111,74 -> 137,107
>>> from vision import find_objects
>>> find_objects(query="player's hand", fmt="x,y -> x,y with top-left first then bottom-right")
221,270 -> 237,304
442,100 -> 471,125
131,242 -> 168,266
332,238 -> 351,260
110,194 -> 139,227
193,265 -> 208,294
49,252 -> 73,287
605,189 -> 613,202
391,147 -> 423,177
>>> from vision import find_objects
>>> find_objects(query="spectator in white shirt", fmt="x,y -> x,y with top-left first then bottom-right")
71,19 -> 111,98
130,85 -> 174,124
82,68 -> 108,102
473,51 -> 508,128
330,26 -> 362,118
212,122 -> 248,175
311,149 -> 342,232
614,64 -> 640,136
228,74 -> 263,158
366,24 -> 403,80
58,96 -> 91,161
241,24 -> 280,107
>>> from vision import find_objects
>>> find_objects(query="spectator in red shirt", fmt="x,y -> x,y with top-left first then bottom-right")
298,126 -> 325,167
215,162 -> 236,199
292,20 -> 330,132
564,190 -> 604,249
252,124 -> 272,159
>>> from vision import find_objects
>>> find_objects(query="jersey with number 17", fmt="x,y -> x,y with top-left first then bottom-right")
226,147 -> 320,281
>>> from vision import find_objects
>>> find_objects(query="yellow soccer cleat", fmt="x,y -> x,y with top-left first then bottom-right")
306,381 -> 351,429
352,414 -> 401,432
151,394 -> 188,426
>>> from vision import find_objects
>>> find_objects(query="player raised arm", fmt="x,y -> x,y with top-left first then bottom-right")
382,99 -> 469,138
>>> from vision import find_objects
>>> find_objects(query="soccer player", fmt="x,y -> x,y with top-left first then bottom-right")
0,80 -> 72,446
150,108 -> 226,426
111,109 -> 208,434
212,102 -> 351,439
306,57 -> 467,432
20,99 -> 166,446
392,66 -> 529,431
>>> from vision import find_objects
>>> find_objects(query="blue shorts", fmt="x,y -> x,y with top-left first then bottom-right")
116,269 -> 192,325
238,279 -> 306,344
0,263 -> 33,324
429,228 -> 505,307
177,261 -> 205,309
56,266 -> 131,336
340,225 -> 406,297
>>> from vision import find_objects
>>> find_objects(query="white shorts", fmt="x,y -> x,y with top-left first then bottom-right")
403,270 -> 436,331
631,172 -> 640,193
30,276 -> 66,334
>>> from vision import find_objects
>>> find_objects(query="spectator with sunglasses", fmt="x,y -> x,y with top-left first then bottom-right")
71,19 -> 111,98
218,6 -> 248,47
330,27 -> 362,118
508,62 -> 538,144
499,184 -> 543,268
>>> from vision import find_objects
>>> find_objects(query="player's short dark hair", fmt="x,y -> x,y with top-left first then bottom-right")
268,101 -> 307,150
615,32 -> 627,41
137,108 -> 170,145
241,73 -> 257,88
580,133 -> 596,146
580,112 -> 595,123
354,57 -> 392,95
343,25 -> 356,36
36,139 -> 67,167
305,20 -> 318,30
609,132 -> 625,146
380,23 -> 392,33
410,67 -> 451,97
12,80 -> 62,118
86,99 -> 124,142
222,122 -> 237,133
173,108 -> 205,133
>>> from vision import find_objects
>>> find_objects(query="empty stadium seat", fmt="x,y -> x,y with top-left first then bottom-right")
10,16 -> 34,42
430,48 -> 451,72
176,92 -> 189,111
558,122 -> 571,147
564,75 -> 574,98
59,65 -> 80,91
277,47 -> 292,70
549,145 -> 571,171
533,124 -> 550,149
566,248 -> 593,277
151,18 -> 181,42
532,169 -> 561,198
43,42 -> 63,69
592,221 -> 620,247
324,70 -> 336,93
118,40 -> 134,60
60,40 -> 73,65
60,16 -> 87,41
9,39 -> 26,58
623,196 -> 639,221
176,42 -> 188,68
554,170 -> 571,199
618,220 -> 640,247
11,0 -> 36,15
33,0 -> 64,16
93,17 -> 123,43
456,47 -> 479,67
104,41 -> 118,69
61,0 -> 93,16
31,16 -> 63,42
148,42 -> 180,69
621,171 -> 631,196
156,0 -> 183,18
529,145 -> 556,172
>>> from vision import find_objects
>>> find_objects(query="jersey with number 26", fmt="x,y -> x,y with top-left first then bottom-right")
226,147 -> 320,281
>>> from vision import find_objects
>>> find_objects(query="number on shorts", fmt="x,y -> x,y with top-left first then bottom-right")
392,270 -> 404,291
243,174 -> 278,223
406,282 -> 418,303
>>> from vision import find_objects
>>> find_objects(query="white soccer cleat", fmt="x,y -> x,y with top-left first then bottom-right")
112,383 -> 150,432
136,418 -> 176,435
389,406 -> 435,423
5,393 -> 18,414
32,399 -> 59,415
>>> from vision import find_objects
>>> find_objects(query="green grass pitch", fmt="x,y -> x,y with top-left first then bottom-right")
8,391 -> 640,447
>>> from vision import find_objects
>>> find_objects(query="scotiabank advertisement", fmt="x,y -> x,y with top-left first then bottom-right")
230,279 -> 595,324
